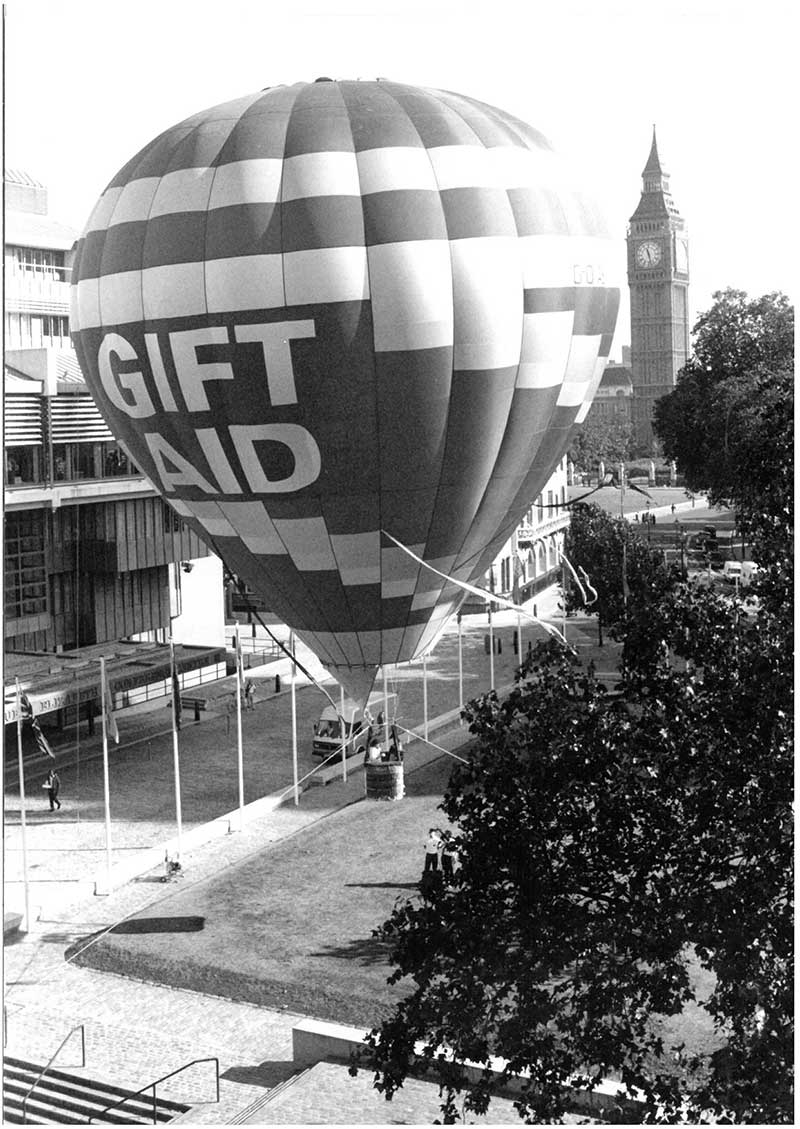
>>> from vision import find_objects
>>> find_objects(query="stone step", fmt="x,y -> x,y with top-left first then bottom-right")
3,1055 -> 190,1125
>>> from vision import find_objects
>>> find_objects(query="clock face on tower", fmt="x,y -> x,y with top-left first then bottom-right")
636,240 -> 662,268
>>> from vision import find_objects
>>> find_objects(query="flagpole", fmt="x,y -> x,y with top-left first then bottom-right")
14,679 -> 31,934
620,464 -> 628,613
422,654 -> 429,742
517,612 -> 522,665
169,637 -> 183,860
99,658 -> 113,886
290,632 -> 299,805
488,603 -> 495,692
234,623 -> 244,829
340,685 -> 347,782
382,665 -> 389,747
457,613 -> 463,721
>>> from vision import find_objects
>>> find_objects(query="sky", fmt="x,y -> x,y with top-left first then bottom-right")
4,0 -> 797,359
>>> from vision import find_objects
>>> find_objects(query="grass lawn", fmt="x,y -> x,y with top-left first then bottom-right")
70,746 -> 722,1073
69,755 -> 456,1026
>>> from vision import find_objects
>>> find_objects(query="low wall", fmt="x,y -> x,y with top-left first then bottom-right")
291,1017 -> 645,1118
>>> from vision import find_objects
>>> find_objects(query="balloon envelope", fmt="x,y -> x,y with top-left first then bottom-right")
71,79 -> 620,703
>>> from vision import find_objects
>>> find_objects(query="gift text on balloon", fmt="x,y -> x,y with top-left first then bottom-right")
96,320 -> 322,495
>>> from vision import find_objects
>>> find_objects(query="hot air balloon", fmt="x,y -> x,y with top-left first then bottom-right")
70,78 -> 619,703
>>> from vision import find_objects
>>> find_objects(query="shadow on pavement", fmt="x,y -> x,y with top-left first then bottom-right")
220,1060 -> 298,1088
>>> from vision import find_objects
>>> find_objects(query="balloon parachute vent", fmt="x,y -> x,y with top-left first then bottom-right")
314,76 -> 334,82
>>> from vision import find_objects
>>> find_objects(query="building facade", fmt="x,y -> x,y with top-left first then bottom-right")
627,130 -> 690,449
4,171 -> 216,661
589,362 -> 633,424
489,457 -> 570,605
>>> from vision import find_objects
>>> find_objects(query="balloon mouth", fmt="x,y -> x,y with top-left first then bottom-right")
329,666 -> 379,712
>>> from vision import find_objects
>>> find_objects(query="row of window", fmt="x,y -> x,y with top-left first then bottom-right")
5,442 -> 139,486
519,486 -> 568,528
498,535 -> 562,592
6,245 -> 70,280
5,509 -> 47,621
5,312 -> 71,348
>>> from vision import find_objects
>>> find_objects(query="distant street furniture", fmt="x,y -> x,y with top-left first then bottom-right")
365,761 -> 404,801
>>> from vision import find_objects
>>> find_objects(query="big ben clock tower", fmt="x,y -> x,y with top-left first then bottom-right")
627,128 -> 690,450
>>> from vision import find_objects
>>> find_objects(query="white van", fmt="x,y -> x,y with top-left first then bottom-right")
312,692 -> 399,761
723,561 -> 743,582
723,560 -> 759,586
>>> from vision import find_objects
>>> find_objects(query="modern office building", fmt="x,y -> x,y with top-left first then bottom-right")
627,130 -> 690,449
4,171 -> 223,732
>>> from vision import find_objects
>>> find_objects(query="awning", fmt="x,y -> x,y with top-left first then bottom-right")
4,643 -> 226,724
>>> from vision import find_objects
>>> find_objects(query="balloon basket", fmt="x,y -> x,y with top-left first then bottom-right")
365,761 -> 405,801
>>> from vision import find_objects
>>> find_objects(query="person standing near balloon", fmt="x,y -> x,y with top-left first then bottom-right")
440,832 -> 458,882
423,829 -> 441,876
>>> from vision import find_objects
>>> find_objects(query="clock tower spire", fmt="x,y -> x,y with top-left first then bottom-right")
627,127 -> 690,450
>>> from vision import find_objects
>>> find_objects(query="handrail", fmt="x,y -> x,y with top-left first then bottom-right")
88,1056 -> 219,1123
21,1022 -> 85,1124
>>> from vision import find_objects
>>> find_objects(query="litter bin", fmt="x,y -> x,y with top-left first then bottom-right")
365,761 -> 404,801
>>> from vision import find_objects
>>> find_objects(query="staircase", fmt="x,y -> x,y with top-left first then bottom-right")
3,1055 -> 190,1124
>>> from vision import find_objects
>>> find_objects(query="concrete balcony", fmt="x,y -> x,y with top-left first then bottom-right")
4,475 -> 158,511
515,511 -> 569,547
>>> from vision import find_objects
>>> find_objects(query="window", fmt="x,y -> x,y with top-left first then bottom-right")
10,245 -> 68,281
5,447 -> 43,485
4,510 -> 47,621
41,314 -> 71,342
52,441 -> 136,482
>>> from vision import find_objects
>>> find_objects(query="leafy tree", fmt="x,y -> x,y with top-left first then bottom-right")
354,288 -> 793,1124
357,569 -> 791,1121
654,290 -> 793,550
567,412 -> 634,471
655,288 -> 793,622
562,502 -> 679,634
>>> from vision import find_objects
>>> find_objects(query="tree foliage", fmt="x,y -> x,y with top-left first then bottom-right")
357,571 -> 792,1121
562,502 -> 679,633
653,290 -> 793,559
356,289 -> 793,1122
567,412 -> 634,471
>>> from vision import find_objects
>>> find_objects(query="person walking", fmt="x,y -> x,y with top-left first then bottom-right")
43,768 -> 61,811
244,678 -> 255,711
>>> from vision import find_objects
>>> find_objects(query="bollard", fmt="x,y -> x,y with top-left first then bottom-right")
274,674 -> 281,693
194,701 -> 200,722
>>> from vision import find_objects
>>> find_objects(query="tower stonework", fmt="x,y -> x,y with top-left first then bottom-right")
627,129 -> 690,449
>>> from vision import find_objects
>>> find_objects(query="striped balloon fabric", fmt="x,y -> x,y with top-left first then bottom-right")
71,79 -> 620,704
